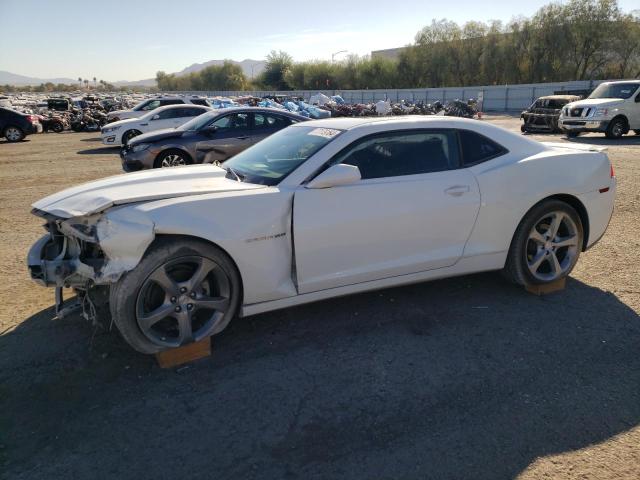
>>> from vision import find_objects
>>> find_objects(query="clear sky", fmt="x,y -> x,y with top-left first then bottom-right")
1,0 -> 638,82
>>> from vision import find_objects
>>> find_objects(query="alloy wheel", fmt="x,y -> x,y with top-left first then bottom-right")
5,127 -> 22,141
525,211 -> 579,282
135,256 -> 231,348
161,154 -> 186,167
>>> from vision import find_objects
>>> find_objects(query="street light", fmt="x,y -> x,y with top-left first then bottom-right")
331,50 -> 348,63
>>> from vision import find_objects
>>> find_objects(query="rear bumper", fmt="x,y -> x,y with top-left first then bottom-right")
577,179 -> 616,250
559,119 -> 609,133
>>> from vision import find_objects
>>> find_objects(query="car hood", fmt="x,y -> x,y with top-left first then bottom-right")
130,128 -> 185,145
566,98 -> 623,109
107,109 -> 128,117
104,117 -> 138,129
32,165 -> 264,218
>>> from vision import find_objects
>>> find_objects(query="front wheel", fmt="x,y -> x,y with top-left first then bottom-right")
4,126 -> 25,142
503,200 -> 583,286
122,129 -> 141,145
109,238 -> 241,354
605,118 -> 626,139
154,149 -> 192,168
565,131 -> 580,138
52,121 -> 64,133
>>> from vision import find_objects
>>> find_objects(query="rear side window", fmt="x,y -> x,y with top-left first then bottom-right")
254,113 -> 291,129
160,99 -> 184,106
190,99 -> 209,106
177,107 -> 205,117
459,130 -> 507,166
337,130 -> 459,180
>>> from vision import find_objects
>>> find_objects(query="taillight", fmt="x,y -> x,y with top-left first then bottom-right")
610,163 -> 615,178
26,115 -> 37,123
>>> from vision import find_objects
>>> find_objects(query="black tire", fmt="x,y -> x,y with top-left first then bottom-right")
51,121 -> 64,133
122,129 -> 142,145
565,131 -> 580,138
605,117 -> 626,139
503,199 -> 583,286
4,125 -> 25,142
634,130 -> 640,136
109,237 -> 241,354
154,149 -> 192,168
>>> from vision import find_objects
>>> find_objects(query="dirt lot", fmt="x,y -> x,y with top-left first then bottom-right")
1,117 -> 639,479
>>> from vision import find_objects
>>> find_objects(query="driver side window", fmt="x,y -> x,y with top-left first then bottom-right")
335,130 -> 459,180
209,113 -> 249,131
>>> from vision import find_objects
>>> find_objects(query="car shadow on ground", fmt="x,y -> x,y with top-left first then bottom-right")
1,273 -> 639,479
80,137 -> 103,142
77,146 -> 120,155
567,134 -> 640,146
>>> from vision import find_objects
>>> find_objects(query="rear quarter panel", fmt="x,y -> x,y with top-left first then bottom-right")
465,148 -> 612,258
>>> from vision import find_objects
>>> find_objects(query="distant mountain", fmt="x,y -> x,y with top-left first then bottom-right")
176,59 -> 265,79
0,70 -> 78,86
112,78 -> 157,87
1,59 -> 266,88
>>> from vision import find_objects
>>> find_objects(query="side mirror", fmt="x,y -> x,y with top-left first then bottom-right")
306,164 -> 361,189
151,114 -> 160,120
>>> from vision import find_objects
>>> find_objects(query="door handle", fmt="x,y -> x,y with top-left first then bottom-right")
444,185 -> 470,197
236,135 -> 249,140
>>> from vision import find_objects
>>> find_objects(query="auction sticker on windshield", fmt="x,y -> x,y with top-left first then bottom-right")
308,128 -> 341,138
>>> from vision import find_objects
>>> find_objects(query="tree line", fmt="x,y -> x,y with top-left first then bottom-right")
161,0 -> 638,92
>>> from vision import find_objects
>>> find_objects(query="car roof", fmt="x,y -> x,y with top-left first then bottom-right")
201,106 -> 308,119
292,115 -> 545,153
598,80 -> 640,85
537,95 -> 581,101
148,104 -> 211,112
293,115 -> 489,131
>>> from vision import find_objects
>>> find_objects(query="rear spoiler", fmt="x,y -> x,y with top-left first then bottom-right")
541,142 -> 608,153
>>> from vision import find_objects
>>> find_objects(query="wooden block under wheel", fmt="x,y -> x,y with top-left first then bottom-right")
525,277 -> 566,296
155,337 -> 211,368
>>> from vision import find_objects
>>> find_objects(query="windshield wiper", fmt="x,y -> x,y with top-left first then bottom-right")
224,166 -> 244,182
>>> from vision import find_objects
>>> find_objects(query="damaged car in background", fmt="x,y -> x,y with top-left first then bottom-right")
520,95 -> 580,133
28,117 -> 616,354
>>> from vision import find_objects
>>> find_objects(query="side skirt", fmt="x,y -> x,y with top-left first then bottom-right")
239,251 -> 507,317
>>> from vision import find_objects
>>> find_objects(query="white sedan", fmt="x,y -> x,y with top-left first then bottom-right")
101,105 -> 211,146
28,117 -> 616,354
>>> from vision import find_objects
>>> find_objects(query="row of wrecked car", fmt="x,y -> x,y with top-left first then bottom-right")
520,80 -> 640,139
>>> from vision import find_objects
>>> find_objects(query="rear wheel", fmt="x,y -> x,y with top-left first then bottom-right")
605,118 -> 626,139
51,121 -> 64,133
154,149 -> 192,168
503,200 -> 583,286
122,129 -> 142,145
109,238 -> 241,354
565,131 -> 580,138
4,126 -> 24,142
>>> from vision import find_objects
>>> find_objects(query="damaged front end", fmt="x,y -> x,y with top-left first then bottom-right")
27,206 -> 155,317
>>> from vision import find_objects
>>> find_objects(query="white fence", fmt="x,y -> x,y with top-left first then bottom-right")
173,80 -> 610,112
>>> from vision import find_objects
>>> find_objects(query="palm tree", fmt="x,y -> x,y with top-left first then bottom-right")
93,77 -> 97,88
84,79 -> 89,89
78,77 -> 82,87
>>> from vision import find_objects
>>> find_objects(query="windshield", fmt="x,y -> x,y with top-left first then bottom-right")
179,112 -> 217,131
223,126 -> 342,186
588,83 -> 640,100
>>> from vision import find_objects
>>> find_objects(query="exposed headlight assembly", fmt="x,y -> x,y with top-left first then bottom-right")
103,125 -> 121,133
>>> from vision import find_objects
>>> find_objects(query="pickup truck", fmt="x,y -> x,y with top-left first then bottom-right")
558,80 -> 640,139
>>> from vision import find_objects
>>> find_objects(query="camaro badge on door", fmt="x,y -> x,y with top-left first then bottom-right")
246,232 -> 286,243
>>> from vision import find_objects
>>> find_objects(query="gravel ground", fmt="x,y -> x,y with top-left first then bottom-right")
0,117 -> 638,479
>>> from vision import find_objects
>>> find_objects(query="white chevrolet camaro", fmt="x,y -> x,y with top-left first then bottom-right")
28,117 -> 616,354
